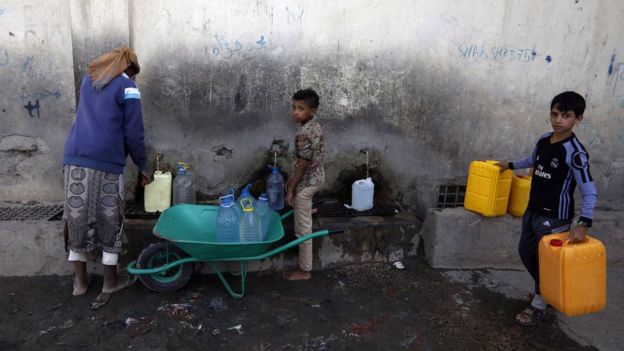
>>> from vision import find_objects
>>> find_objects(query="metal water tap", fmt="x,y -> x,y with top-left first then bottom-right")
155,153 -> 163,172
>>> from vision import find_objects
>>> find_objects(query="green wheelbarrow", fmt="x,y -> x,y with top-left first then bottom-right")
127,204 -> 342,298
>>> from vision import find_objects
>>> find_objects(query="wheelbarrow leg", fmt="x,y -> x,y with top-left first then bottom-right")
209,262 -> 247,299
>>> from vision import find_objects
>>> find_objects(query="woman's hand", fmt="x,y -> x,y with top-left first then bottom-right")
140,170 -> 152,187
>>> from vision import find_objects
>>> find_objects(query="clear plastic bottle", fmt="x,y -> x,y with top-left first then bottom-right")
172,162 -> 195,205
256,193 -> 270,241
216,194 -> 239,243
266,165 -> 285,210
238,198 -> 262,242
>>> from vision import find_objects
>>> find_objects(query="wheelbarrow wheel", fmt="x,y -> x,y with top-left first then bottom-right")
136,241 -> 193,293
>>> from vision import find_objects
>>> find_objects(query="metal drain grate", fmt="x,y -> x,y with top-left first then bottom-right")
314,200 -> 399,217
437,184 -> 466,209
0,205 -> 64,221
124,202 -> 161,219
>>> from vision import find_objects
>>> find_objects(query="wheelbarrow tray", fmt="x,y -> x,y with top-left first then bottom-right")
153,204 -> 285,261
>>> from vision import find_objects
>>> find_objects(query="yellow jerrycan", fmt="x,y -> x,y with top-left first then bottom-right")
144,154 -> 172,213
507,174 -> 531,217
463,160 -> 512,217
539,232 -> 606,317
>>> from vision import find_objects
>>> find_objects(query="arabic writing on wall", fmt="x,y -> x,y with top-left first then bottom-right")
209,34 -> 268,59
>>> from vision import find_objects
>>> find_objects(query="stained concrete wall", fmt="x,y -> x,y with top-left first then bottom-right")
69,0 -> 129,103
2,0 -> 624,214
0,0 -> 75,201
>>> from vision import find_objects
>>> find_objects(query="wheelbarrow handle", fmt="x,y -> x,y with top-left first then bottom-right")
327,228 -> 345,235
127,257 -> 200,275
279,199 -> 327,220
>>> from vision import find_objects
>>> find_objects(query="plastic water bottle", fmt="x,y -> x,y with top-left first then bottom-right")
172,162 -> 195,205
238,198 -> 262,242
216,195 -> 239,243
266,165 -> 285,210
256,193 -> 270,241
237,183 -> 256,212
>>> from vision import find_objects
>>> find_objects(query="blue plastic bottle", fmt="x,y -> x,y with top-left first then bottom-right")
266,165 -> 285,210
216,195 -> 239,243
238,198 -> 262,242
256,193 -> 270,241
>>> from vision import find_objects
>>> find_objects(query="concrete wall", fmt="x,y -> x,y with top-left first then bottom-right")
2,0 -> 624,214
69,0 -> 129,103
0,0 -> 75,201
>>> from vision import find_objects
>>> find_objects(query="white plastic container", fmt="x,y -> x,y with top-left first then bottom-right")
351,177 -> 374,211
144,170 -> 172,212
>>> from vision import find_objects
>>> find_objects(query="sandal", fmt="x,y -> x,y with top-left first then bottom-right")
521,292 -> 535,302
90,292 -> 111,310
90,275 -> 137,310
515,305 -> 545,326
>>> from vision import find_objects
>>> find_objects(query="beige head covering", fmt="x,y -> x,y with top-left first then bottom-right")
87,47 -> 140,91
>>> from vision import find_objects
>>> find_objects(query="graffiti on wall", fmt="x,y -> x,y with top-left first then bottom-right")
209,34 -> 268,59
458,42 -> 551,63
23,100 -> 40,118
19,89 -> 61,119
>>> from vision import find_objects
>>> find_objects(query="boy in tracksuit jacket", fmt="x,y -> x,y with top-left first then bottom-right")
498,91 -> 597,326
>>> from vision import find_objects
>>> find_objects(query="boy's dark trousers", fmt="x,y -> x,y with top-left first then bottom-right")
519,209 -> 572,294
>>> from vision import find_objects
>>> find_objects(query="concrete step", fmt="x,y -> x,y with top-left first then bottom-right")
0,212 -> 421,277
422,207 -> 624,269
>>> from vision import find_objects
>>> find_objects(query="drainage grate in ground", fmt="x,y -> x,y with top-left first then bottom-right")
0,205 -> 64,221
314,200 -> 400,217
124,202 -> 161,219
437,184 -> 466,209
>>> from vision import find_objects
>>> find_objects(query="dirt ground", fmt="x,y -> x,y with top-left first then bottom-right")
0,257 -> 595,351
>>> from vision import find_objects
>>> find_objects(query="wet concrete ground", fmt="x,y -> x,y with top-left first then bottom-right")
0,257 -> 596,351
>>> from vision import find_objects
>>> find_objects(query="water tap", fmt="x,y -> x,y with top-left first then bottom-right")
155,153 -> 163,172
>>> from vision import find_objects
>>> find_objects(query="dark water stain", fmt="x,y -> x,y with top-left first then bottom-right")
234,74 -> 247,113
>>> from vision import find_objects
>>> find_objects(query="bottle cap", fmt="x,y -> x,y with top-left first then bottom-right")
240,198 -> 255,212
550,239 -> 563,247
220,195 -> 234,206
177,162 -> 188,174
259,193 -> 268,201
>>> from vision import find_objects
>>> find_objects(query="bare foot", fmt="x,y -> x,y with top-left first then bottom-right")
72,275 -> 91,296
284,270 -> 311,281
